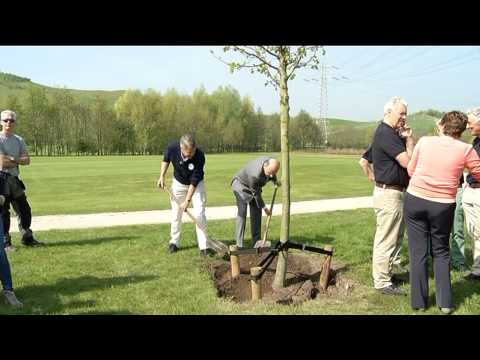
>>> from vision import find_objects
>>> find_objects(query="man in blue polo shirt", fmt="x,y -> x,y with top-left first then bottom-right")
157,134 -> 212,256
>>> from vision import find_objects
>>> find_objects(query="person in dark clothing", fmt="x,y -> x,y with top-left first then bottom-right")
0,110 -> 43,252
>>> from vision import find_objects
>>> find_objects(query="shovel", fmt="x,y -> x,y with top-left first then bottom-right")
254,185 -> 278,249
163,187 -> 229,255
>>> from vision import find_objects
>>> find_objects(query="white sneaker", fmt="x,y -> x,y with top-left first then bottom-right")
3,290 -> 23,307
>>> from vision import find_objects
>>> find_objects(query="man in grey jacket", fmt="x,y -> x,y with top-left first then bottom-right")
231,156 -> 280,248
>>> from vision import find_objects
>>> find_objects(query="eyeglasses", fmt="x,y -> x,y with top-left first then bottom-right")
1,119 -> 15,123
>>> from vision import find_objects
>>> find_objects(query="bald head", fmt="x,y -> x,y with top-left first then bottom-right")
263,158 -> 280,177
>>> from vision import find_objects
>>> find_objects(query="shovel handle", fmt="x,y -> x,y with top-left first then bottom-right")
164,187 -> 206,232
163,187 -> 228,253
260,185 -> 278,246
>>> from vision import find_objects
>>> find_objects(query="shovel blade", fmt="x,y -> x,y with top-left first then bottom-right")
254,240 -> 271,249
207,238 -> 229,255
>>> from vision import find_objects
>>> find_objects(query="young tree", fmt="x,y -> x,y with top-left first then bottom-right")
213,46 -> 324,287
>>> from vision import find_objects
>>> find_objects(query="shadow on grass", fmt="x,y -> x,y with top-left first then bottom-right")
15,274 -> 157,314
452,277 -> 480,309
42,236 -> 142,248
423,276 -> 480,310
176,245 -> 202,251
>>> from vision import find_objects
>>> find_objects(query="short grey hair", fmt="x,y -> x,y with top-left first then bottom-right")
180,134 -> 196,148
467,107 -> 480,122
1,110 -> 16,121
384,96 -> 408,115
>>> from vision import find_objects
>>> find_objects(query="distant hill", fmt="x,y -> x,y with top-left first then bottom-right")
0,71 -> 124,108
325,113 -> 439,149
328,113 -> 438,134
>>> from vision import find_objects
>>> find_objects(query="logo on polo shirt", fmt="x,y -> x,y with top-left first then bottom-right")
188,163 -> 195,171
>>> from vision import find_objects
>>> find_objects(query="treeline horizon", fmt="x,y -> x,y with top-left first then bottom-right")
0,84 -> 441,156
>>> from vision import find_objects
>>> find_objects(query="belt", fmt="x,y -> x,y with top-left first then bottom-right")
375,182 -> 405,192
469,183 -> 480,189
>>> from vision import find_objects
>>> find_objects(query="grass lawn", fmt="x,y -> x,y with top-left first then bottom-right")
20,153 -> 372,215
2,209 -> 478,315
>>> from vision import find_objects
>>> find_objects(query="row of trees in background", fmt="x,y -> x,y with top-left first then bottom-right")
1,85 -> 330,156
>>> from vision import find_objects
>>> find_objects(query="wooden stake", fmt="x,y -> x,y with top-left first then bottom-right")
250,267 -> 262,301
230,245 -> 240,279
319,245 -> 333,290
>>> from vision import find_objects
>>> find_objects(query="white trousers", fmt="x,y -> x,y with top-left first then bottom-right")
169,178 -> 208,250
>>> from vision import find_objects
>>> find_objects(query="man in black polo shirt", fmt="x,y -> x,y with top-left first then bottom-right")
371,96 -> 414,295
359,144 -> 374,182
463,108 -> 480,280
157,134 -> 212,256
360,143 -> 405,273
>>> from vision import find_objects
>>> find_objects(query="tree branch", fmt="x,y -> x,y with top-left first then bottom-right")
287,48 -> 320,79
287,55 -> 304,80
232,46 -> 279,72
259,45 -> 280,60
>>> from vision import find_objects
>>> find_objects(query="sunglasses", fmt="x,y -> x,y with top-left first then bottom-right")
2,119 -> 15,123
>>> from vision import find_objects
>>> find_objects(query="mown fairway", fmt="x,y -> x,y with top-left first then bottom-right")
2,209 -> 478,315
20,153 -> 372,215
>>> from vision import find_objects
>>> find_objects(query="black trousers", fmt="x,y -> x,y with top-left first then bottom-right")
3,194 -> 33,237
233,191 -> 262,248
404,192 -> 456,309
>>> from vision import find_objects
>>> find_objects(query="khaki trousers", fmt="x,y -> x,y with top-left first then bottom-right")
462,186 -> 480,275
372,186 -> 405,289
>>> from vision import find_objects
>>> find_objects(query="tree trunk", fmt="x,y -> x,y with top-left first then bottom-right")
273,48 -> 291,289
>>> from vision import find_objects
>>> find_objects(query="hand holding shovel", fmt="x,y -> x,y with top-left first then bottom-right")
254,185 -> 278,249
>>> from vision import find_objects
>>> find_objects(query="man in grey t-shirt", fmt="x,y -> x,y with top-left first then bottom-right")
0,110 -> 43,250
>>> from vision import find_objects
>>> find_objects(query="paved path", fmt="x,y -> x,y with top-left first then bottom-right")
10,196 -> 373,232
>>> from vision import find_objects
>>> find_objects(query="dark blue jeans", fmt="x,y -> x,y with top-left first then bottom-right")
0,219 -> 13,291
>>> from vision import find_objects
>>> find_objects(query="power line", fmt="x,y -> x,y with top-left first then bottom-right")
359,49 -> 480,84
333,47 -> 435,87
335,46 -> 410,78
336,46 -> 373,68
356,46 -> 398,70
374,55 -> 480,84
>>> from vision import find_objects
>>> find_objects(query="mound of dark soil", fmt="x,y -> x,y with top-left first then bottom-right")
204,251 -> 354,305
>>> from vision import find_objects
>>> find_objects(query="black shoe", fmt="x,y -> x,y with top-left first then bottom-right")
464,271 -> 480,281
392,272 -> 409,285
200,248 -> 215,257
376,285 -> 406,296
168,244 -> 178,253
22,238 -> 44,247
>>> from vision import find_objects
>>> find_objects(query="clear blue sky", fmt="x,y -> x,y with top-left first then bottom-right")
1,46 -> 479,121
